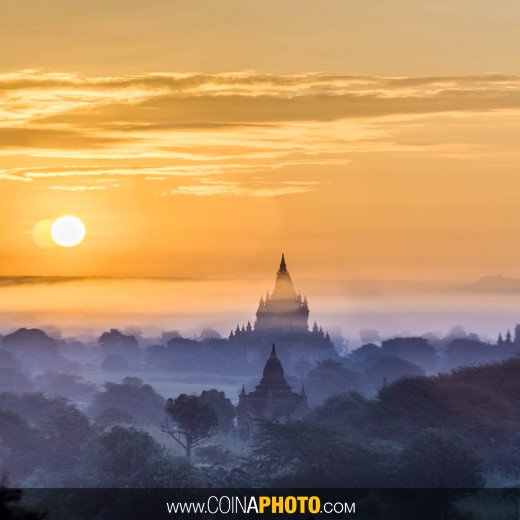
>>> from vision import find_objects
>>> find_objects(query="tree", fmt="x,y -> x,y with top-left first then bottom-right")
0,411 -> 41,478
376,377 -> 455,439
163,394 -> 218,459
37,403 -> 93,471
76,426 -> 205,488
356,353 -> 425,388
381,337 -> 437,369
97,329 -> 140,359
302,360 -> 364,405
88,378 -> 165,424
309,392 -> 374,434
399,428 -> 484,487
445,338 -> 503,368
199,389 -> 235,431
247,420 -> 398,487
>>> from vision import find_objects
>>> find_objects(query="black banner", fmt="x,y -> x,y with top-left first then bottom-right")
4,488 -> 519,519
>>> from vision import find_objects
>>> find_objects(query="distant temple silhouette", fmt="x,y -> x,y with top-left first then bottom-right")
237,344 -> 309,436
497,324 -> 520,347
255,253 -> 309,334
228,254 -> 337,372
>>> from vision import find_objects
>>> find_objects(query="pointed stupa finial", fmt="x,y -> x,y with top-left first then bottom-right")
240,384 -> 246,396
271,343 -> 277,358
279,253 -> 287,273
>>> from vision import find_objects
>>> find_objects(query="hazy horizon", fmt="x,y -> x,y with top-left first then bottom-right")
0,274 -> 518,344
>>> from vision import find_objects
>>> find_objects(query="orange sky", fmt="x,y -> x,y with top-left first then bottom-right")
1,2 -> 520,281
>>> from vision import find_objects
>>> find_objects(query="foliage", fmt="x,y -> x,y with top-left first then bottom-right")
356,353 -> 425,388
444,338 -> 508,368
0,369 -> 33,394
248,420 -> 399,487
88,378 -> 165,424
375,377 -> 457,439
381,337 -> 437,368
399,428 -> 484,487
75,426 -> 205,487
195,445 -> 239,467
164,394 -> 218,459
97,329 -> 140,359
302,360 -> 364,405
309,392 -> 376,435
198,389 -> 235,431
32,372 -> 96,400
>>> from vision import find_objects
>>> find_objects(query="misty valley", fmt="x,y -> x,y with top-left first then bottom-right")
1,256 -> 520,507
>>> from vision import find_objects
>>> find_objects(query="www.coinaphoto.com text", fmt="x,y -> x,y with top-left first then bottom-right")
167,495 -> 355,515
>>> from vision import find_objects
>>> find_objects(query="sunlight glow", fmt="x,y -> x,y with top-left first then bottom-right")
51,216 -> 86,248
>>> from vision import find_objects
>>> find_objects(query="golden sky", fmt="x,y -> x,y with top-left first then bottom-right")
1,2 -> 520,281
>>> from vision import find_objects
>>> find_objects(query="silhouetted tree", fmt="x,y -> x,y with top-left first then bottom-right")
302,360 -> 363,405
0,412 -> 41,478
195,445 -> 238,467
163,394 -> 218,459
445,338 -> 505,368
349,343 -> 381,363
356,353 -> 425,387
0,369 -> 33,394
1,328 -> 72,372
97,329 -> 140,359
38,403 -> 93,471
199,389 -> 235,431
88,378 -> 165,424
309,392 -> 375,434
381,337 -> 437,369
376,377 -> 455,439
248,420 -> 398,487
0,350 -> 21,370
32,372 -> 96,400
78,426 -> 204,487
399,428 -> 484,487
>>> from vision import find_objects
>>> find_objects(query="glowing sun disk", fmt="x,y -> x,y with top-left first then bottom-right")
51,216 -> 86,248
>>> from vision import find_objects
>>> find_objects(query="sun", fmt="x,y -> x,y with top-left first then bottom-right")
51,216 -> 86,248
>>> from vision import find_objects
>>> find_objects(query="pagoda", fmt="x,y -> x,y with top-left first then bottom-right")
236,344 -> 309,436
229,254 -> 337,372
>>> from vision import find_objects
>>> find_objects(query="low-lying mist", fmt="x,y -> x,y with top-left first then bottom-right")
0,276 -> 518,343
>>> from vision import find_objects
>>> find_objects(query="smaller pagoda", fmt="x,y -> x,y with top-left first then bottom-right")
236,344 -> 309,436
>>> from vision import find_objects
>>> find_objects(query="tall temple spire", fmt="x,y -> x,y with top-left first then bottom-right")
278,253 -> 287,274
272,253 -> 296,300
255,254 -> 310,334
271,343 -> 277,358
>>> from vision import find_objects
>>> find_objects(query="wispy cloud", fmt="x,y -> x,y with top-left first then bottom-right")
49,184 -> 119,192
161,179 -> 322,197
1,71 -> 520,196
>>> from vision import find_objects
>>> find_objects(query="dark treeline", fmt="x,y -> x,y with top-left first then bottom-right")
1,323 -> 520,491
3,358 -> 520,488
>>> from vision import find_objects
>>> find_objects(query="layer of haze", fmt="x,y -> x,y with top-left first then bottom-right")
0,276 -> 518,343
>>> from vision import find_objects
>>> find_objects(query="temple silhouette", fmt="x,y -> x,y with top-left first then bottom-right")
237,344 -> 309,436
229,254 -> 337,373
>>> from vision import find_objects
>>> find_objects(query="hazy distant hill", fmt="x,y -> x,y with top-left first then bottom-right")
464,275 -> 520,294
